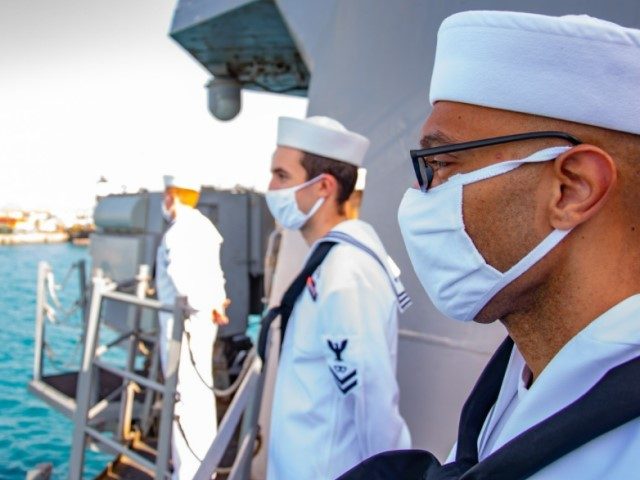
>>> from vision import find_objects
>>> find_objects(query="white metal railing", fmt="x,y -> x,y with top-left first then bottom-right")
33,260 -> 265,479
68,270 -> 185,480
29,261 -> 88,417
194,353 -> 263,480
67,270 -> 264,479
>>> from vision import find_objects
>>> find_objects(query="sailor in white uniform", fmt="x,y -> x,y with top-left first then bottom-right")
155,175 -> 228,479
265,116 -> 411,479
389,10 -> 640,480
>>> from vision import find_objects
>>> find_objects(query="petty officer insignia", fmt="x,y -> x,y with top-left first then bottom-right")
326,338 -> 358,395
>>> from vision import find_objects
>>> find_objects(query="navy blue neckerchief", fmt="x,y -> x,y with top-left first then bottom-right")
338,336 -> 640,480
257,241 -> 337,363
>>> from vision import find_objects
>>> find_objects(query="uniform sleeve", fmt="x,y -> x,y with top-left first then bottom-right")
164,225 -> 227,315
318,281 -> 410,460
200,231 -> 227,312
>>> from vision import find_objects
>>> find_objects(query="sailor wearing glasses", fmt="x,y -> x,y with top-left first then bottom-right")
341,10 -> 640,480
264,116 -> 411,480
155,175 -> 229,479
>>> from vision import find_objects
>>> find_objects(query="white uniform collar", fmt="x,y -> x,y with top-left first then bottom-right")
314,219 -> 386,259
577,294 -> 640,345
308,219 -> 411,313
480,294 -> 640,457
303,219 -> 390,269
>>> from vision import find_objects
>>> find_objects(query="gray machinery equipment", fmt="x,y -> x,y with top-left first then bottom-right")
91,187 -> 272,338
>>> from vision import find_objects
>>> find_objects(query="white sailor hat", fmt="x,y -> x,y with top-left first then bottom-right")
162,175 -> 201,193
277,116 -> 371,167
430,11 -> 640,135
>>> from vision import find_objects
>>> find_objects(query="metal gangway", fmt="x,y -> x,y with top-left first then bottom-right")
30,262 -> 265,479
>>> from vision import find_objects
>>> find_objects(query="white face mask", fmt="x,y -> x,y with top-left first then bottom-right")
265,175 -> 325,230
397,146 -> 572,322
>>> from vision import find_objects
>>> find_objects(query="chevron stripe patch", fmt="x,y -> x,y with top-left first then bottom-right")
329,361 -> 358,395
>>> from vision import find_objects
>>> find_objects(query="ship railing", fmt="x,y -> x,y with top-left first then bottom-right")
68,269 -> 265,480
29,260 -> 89,417
194,350 -> 263,480
32,260 -> 264,479
29,262 -> 155,426
68,269 -> 182,480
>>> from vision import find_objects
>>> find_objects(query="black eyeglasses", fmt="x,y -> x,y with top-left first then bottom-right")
410,131 -> 582,192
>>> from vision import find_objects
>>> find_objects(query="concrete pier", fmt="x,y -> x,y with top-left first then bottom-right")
0,232 -> 69,245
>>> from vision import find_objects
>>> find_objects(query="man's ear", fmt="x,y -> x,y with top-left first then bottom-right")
547,145 -> 617,230
318,174 -> 338,199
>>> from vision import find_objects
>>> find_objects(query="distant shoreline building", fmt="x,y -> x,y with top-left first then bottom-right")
0,209 -> 94,245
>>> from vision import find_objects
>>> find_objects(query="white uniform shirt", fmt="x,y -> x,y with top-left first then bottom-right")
267,219 -> 411,480
156,207 -> 227,329
448,294 -> 640,479
155,207 -> 227,479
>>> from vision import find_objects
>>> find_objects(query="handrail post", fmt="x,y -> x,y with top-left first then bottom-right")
76,259 -> 88,323
33,261 -> 50,383
155,295 -> 187,479
68,275 -> 108,480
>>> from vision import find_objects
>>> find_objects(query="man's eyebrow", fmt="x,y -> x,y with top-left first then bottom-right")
271,166 -> 288,175
419,131 -> 458,149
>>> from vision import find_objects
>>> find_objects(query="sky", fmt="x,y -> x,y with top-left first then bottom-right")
0,0 -> 307,215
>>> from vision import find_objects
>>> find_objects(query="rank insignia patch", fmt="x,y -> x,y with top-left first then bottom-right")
326,338 -> 358,395
329,361 -> 358,395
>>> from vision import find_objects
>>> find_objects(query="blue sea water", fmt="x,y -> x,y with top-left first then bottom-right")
0,243 -> 110,479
